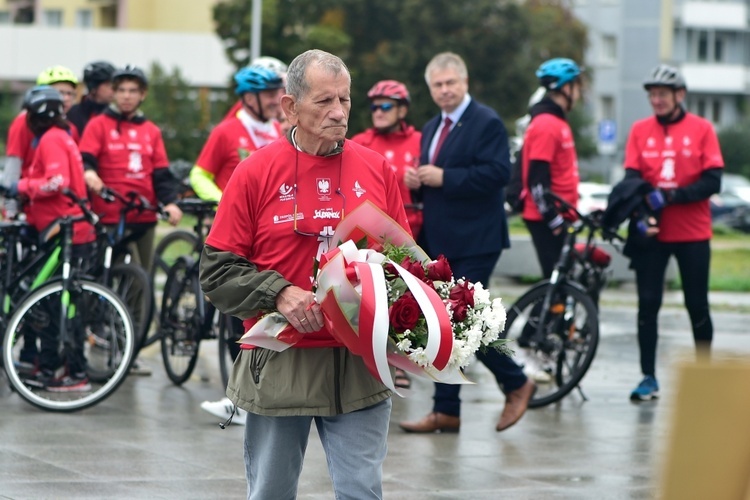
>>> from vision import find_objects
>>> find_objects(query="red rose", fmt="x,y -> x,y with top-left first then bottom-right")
400,256 -> 426,282
450,301 -> 469,322
449,281 -> 475,308
426,255 -> 453,281
383,262 -> 398,277
389,292 -> 421,333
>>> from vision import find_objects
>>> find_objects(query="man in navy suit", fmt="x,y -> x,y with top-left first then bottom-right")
400,52 -> 536,433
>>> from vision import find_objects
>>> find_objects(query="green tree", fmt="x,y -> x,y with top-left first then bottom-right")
212,0 -> 591,153
718,120 -> 750,178
0,86 -> 21,156
139,63 -> 227,163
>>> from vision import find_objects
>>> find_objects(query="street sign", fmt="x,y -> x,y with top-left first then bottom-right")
597,119 -> 617,155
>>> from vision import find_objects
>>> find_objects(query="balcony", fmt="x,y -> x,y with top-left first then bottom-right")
681,63 -> 750,94
678,1 -> 748,30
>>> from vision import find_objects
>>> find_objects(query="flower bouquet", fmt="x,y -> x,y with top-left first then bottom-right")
240,201 -> 511,394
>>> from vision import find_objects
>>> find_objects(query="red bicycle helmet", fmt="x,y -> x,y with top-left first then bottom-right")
367,80 -> 410,104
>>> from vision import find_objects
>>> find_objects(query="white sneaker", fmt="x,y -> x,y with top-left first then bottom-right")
200,397 -> 247,426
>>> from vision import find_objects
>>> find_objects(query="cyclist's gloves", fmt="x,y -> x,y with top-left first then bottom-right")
644,188 -> 670,212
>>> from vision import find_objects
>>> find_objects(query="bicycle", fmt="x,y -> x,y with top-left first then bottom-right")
501,191 -> 623,407
157,198 -> 242,386
1,187 -> 136,412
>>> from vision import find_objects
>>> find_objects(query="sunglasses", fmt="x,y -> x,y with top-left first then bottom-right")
370,103 -> 396,113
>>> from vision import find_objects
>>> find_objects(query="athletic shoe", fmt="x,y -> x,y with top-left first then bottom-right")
46,375 -> 92,393
200,397 -> 247,426
630,375 -> 659,401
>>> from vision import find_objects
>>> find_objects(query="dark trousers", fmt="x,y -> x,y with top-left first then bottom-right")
634,240 -> 713,377
431,251 -> 528,417
525,219 -> 566,279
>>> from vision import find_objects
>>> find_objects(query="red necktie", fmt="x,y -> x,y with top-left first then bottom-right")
431,117 -> 453,164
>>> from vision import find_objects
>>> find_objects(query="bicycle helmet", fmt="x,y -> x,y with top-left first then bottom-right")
83,60 -> 116,91
367,80 -> 411,104
250,56 -> 288,76
112,65 -> 148,89
643,64 -> 686,90
23,86 -> 64,118
536,58 -> 582,90
234,65 -> 285,95
36,66 -> 78,86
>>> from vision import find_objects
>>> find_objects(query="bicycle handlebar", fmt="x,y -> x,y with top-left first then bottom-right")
543,190 -> 624,243
99,187 -> 165,218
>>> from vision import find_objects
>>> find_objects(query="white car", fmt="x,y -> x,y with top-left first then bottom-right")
722,173 -> 750,204
577,182 -> 611,215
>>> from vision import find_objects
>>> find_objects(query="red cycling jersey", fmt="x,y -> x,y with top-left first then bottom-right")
16,127 -> 95,244
206,137 -> 410,349
625,112 -> 724,242
521,112 -> 579,221
79,113 -> 169,225
195,114 -> 282,191
351,123 -> 423,237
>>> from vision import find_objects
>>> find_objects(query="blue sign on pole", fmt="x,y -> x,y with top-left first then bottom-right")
598,120 -> 616,143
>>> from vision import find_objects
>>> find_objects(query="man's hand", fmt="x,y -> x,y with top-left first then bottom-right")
162,203 -> 183,226
84,170 -> 104,194
276,286 -> 324,333
416,164 -> 444,188
403,166 -> 421,190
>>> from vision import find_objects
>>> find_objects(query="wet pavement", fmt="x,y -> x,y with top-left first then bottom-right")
2,280 -> 750,499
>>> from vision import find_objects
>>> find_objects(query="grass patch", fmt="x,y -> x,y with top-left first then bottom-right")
711,247 -> 750,291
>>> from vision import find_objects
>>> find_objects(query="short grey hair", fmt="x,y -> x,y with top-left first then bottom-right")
424,52 -> 468,85
286,49 -> 351,100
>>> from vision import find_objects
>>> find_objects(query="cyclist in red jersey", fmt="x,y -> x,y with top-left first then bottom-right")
7,86 -> 96,392
3,66 -> 81,220
221,56 -> 288,122
352,79 -> 423,238
521,58 -> 583,278
624,65 -> 724,401
67,61 -> 116,134
189,65 -> 285,202
351,79 -> 422,391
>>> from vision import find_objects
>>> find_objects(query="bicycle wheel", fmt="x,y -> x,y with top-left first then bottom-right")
160,256 -> 202,385
108,263 -> 153,356
502,282 -> 599,408
218,313 -> 243,389
148,229 -> 199,347
2,280 -> 135,412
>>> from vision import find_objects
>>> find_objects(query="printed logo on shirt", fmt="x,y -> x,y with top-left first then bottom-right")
646,137 -> 655,148
313,208 -> 341,220
352,181 -> 366,198
385,150 -> 394,161
128,151 -> 143,173
273,212 -> 303,224
110,129 -> 120,139
278,183 -> 294,202
683,136 -> 691,147
128,129 -> 137,140
317,178 -> 331,195
239,137 -> 250,148
660,158 -> 676,182
665,136 -> 673,147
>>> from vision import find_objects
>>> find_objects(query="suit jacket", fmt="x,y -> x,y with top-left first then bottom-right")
419,99 -> 511,259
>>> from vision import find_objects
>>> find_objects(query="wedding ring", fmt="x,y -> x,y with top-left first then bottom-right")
300,318 -> 307,323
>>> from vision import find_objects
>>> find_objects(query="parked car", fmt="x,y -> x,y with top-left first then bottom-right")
722,173 -> 750,204
577,182 -> 611,215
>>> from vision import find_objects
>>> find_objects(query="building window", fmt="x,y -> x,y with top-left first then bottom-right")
712,100 -> 722,124
76,9 -> 93,28
698,31 -> 709,62
601,35 -> 617,64
714,34 -> 726,62
696,98 -> 706,118
42,9 -> 63,26
0,11 -> 10,24
600,95 -> 615,121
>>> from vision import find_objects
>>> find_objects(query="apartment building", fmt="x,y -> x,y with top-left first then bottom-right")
573,0 -> 750,158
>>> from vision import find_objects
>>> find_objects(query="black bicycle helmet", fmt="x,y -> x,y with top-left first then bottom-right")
83,61 -> 116,91
112,65 -> 149,89
643,64 -> 686,90
23,86 -> 64,118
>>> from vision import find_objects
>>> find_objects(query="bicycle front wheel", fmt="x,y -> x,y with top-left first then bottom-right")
109,263 -> 153,357
502,282 -> 599,408
2,280 -> 136,412
160,256 -> 202,385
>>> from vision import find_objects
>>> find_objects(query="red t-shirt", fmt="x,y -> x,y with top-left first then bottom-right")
16,127 -> 95,244
521,113 -> 579,221
351,123 -> 423,237
206,137 -> 410,349
79,113 -> 169,224
195,116 -> 280,191
625,113 -> 724,242
6,112 -> 35,175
